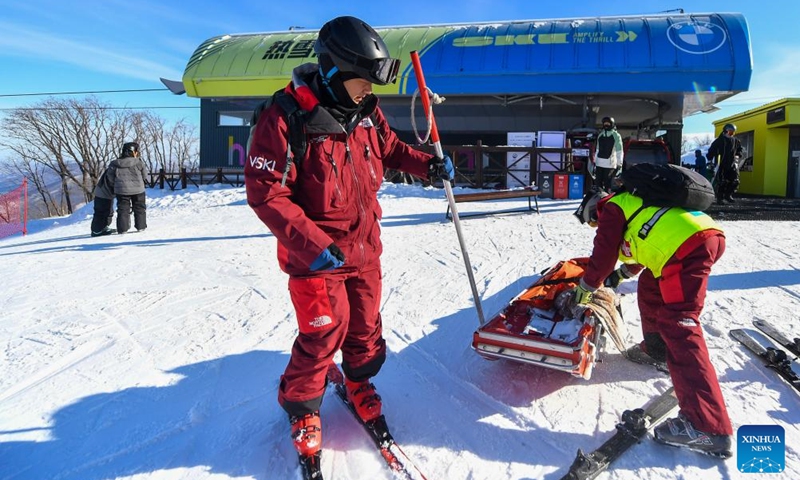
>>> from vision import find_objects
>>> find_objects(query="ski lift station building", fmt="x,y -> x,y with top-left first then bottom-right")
172,12 -> 752,174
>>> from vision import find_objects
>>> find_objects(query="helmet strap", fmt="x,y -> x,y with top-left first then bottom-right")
319,65 -> 340,103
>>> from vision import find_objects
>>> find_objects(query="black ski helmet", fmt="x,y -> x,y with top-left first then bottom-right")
601,116 -> 615,128
723,123 -> 737,133
314,16 -> 400,86
574,188 -> 609,227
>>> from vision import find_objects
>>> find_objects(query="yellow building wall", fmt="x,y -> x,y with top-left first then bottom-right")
790,103 -> 800,124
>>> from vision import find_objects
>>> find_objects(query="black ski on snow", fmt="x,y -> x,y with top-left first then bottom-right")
753,319 -> 800,358
730,329 -> 800,393
325,363 -> 428,480
561,387 -> 678,480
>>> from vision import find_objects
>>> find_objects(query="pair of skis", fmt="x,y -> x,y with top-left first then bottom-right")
730,319 -> 800,393
311,368 -> 676,480
298,363 -> 428,480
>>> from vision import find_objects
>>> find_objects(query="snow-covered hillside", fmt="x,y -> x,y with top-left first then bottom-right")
0,184 -> 797,480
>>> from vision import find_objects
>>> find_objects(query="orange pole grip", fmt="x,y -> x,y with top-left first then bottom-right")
409,50 -> 441,146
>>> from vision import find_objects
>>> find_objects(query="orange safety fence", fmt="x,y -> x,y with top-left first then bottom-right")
0,178 -> 28,239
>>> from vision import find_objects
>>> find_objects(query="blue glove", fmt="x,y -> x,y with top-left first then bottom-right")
310,244 -> 345,271
428,155 -> 454,181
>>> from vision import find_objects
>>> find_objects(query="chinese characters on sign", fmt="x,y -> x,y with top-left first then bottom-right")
261,40 -> 316,60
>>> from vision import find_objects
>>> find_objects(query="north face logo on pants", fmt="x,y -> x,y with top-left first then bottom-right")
309,316 -> 333,329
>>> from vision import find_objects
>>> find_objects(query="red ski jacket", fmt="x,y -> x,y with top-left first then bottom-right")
245,69 -> 432,276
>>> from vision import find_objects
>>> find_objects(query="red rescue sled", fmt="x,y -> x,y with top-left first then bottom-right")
472,257 -> 607,380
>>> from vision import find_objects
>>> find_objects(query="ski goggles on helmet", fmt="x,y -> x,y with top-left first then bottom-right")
574,189 -> 611,227
348,55 -> 400,85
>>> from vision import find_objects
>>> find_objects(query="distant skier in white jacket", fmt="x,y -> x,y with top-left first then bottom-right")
593,116 -> 623,191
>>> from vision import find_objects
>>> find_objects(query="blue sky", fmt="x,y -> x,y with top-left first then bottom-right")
1,0 -> 797,135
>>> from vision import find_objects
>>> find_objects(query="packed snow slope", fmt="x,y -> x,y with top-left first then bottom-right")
0,184 -> 798,480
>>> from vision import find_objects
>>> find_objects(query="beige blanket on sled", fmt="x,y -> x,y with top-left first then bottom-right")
555,287 -> 627,353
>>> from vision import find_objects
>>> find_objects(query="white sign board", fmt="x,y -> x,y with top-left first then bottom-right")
506,132 -> 536,167
507,132 -> 536,147
506,151 -> 531,170
537,131 -> 566,172
573,148 -> 590,157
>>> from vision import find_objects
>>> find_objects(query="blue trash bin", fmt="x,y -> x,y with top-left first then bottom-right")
568,174 -> 585,199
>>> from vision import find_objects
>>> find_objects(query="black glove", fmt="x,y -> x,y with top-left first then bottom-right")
427,155 -> 454,181
310,243 -> 346,271
604,267 -> 632,289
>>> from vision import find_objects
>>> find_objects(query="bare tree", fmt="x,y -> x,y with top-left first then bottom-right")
0,96 -> 199,217
680,136 -> 691,155
131,112 -> 199,178
0,157 -> 61,217
697,133 -> 714,149
0,96 -> 131,213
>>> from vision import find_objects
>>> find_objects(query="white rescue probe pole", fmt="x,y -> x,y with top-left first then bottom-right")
410,51 -> 485,325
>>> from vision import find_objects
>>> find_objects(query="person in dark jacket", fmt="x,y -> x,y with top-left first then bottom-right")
244,16 -> 453,459
90,167 -> 115,237
694,149 -> 708,179
571,190 -> 733,459
107,142 -> 148,233
706,123 -> 743,203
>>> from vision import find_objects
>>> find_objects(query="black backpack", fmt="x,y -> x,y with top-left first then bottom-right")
620,163 -> 715,212
246,90 -> 309,186
619,163 -> 716,240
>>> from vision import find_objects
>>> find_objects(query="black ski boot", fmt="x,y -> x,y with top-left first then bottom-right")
91,227 -> 115,237
654,413 -> 732,459
624,343 -> 668,373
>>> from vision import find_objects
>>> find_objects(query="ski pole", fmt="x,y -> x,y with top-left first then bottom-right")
409,50 -> 485,325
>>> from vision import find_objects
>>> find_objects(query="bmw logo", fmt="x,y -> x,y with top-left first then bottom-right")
666,21 -> 727,54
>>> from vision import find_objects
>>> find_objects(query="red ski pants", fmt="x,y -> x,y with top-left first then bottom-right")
637,233 -> 733,435
278,263 -> 386,417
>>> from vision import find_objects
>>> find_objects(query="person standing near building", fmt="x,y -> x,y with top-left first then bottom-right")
694,149 -> 708,179
593,116 -> 624,191
244,15 -> 454,461
107,142 -> 148,233
90,167 -> 115,237
571,189 -> 733,459
706,123 -> 743,203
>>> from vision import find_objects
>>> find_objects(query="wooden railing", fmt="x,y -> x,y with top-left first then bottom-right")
146,168 -> 245,191
148,144 -> 585,191
399,142 -> 582,189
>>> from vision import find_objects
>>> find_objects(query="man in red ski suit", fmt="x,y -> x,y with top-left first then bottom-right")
244,16 -> 454,458
572,190 -> 733,459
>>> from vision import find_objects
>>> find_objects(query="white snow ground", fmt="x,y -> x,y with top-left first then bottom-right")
0,183 -> 798,480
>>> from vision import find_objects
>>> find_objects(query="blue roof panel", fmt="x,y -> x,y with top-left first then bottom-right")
400,12 -> 751,95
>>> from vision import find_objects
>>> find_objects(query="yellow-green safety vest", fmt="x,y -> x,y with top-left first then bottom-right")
608,192 -> 720,278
